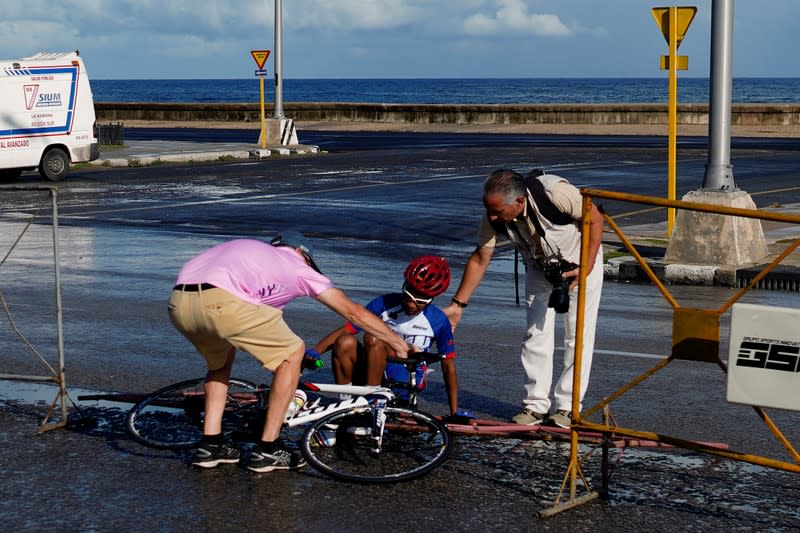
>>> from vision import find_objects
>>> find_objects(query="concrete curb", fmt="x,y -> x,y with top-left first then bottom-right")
90,145 -> 321,168
604,256 -> 771,288
605,256 -> 727,285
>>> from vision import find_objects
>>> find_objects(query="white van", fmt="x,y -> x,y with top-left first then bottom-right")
0,51 -> 99,181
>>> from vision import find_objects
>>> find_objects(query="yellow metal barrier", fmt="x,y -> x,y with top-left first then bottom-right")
540,188 -> 800,518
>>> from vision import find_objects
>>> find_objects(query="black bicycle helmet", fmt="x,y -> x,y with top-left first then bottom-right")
271,231 -> 322,274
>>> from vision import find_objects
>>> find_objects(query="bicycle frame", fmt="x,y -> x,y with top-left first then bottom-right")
284,382 -> 394,428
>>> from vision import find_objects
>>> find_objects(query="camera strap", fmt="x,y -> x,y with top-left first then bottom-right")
523,170 -> 575,227
524,186 -> 564,262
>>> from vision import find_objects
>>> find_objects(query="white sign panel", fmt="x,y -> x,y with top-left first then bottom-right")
727,303 -> 800,411
1,62 -> 80,137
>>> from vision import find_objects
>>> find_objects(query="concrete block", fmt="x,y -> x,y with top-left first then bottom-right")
714,267 -> 737,287
607,256 -> 642,280
665,190 -> 769,266
664,264 -> 717,285
257,118 -> 299,146
249,149 -> 272,159
603,262 -> 620,278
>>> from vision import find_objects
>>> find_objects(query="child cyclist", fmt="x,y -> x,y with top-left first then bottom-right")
310,256 -> 473,420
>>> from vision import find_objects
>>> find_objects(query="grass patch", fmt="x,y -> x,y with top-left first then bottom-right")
604,250 -> 630,261
640,238 -> 669,245
127,158 -> 168,167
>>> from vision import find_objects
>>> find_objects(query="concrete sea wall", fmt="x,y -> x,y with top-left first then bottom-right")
95,102 -> 800,127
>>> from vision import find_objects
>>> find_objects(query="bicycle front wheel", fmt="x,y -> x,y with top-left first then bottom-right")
126,378 -> 265,450
300,406 -> 451,483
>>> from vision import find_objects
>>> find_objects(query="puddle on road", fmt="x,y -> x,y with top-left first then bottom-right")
0,379 -> 126,409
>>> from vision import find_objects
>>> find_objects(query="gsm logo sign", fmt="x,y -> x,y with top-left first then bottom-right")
736,338 -> 800,373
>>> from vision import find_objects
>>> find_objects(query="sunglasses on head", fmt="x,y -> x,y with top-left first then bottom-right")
300,250 -> 322,274
402,284 -> 433,306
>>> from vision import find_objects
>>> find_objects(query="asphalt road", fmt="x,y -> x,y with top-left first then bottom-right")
123,126 -> 800,152
1,131 -> 799,531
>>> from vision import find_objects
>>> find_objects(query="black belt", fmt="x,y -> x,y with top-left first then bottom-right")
173,283 -> 217,292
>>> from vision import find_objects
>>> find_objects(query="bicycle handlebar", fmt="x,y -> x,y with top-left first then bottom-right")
386,352 -> 445,368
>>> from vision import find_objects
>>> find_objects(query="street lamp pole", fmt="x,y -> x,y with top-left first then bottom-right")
702,0 -> 735,190
273,0 -> 284,119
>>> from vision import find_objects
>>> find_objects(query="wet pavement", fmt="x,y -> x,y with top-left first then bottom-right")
88,134 -> 800,285
1,379 -> 799,532
1,135 -> 799,531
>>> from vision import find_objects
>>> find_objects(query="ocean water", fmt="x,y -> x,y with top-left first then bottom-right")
91,78 -> 800,105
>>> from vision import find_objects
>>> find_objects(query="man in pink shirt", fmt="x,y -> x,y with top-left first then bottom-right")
168,232 -> 409,473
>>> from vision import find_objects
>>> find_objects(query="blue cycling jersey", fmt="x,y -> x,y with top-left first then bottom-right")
346,293 -> 456,358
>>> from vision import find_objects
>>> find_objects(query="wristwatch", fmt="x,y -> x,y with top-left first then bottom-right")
451,297 -> 468,308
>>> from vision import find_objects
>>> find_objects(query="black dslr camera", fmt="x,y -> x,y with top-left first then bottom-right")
542,258 -> 579,314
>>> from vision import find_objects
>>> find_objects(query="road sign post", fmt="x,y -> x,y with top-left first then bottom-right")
652,6 -> 696,236
250,50 -> 271,149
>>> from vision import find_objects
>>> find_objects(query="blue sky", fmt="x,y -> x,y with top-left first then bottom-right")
2,1 -> 797,79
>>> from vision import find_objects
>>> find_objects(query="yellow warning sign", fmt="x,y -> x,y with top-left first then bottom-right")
250,50 -> 271,70
651,6 -> 697,48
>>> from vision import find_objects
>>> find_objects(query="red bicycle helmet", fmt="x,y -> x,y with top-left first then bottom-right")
404,256 -> 451,298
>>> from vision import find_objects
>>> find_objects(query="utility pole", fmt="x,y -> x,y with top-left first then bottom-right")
273,0 -> 284,119
702,0 -> 735,190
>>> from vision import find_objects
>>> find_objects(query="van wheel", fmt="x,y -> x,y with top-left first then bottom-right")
39,147 -> 70,181
0,168 -> 22,182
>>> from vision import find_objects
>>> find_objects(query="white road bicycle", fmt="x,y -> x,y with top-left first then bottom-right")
120,354 -> 452,483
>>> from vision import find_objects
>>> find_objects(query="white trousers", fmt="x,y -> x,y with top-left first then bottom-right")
520,252 -> 603,414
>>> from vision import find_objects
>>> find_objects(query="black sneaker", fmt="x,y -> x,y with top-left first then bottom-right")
246,445 -> 306,473
191,442 -> 241,468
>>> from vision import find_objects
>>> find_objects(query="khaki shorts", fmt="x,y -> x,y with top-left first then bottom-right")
168,287 -> 303,371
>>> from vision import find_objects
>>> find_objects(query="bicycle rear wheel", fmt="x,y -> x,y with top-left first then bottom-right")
126,378 -> 265,450
300,406 -> 451,483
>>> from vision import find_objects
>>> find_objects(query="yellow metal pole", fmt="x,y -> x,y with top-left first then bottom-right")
667,6 -> 678,236
568,195 -> 593,499
259,76 -> 266,149
583,187 -> 800,225
577,420 -> 800,473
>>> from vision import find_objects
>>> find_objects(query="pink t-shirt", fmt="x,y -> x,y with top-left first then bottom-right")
175,239 -> 334,309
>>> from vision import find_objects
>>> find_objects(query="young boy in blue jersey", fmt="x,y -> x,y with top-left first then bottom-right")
310,256 -> 469,418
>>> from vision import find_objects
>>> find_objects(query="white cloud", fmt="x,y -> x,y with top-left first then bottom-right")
0,20 -> 82,57
286,0 -> 423,31
462,0 -> 572,37
0,1 -> 796,78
